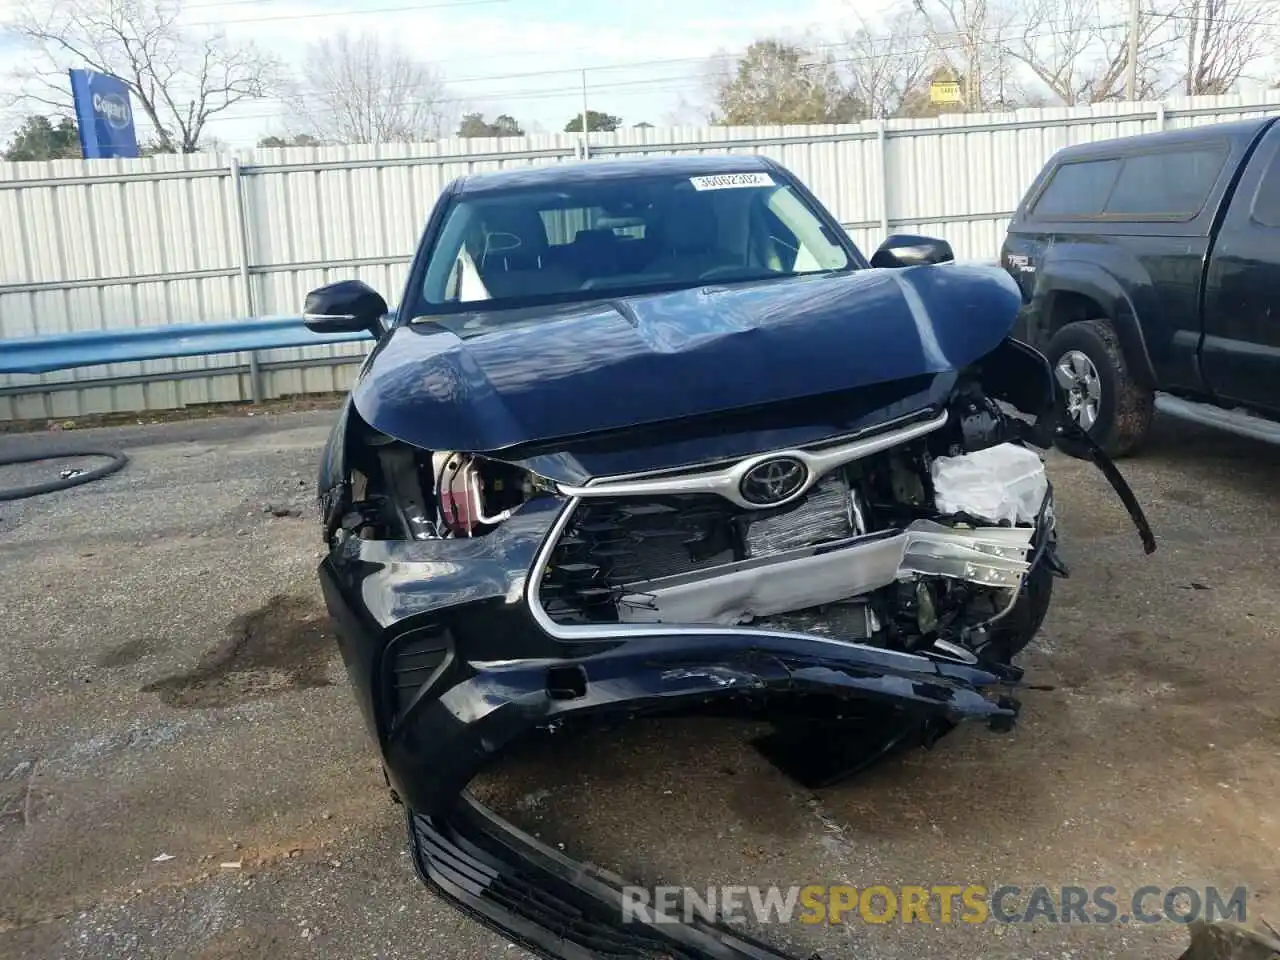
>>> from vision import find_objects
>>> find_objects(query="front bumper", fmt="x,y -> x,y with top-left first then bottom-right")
319,494 -> 1051,818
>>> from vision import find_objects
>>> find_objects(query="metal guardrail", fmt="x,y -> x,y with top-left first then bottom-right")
1,260 -> 1009,409
0,316 -> 374,377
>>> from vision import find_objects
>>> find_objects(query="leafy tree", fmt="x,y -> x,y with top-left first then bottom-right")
564,110 -> 622,132
2,115 -> 81,161
456,112 -> 525,137
633,121 -> 654,128
710,39 -> 865,124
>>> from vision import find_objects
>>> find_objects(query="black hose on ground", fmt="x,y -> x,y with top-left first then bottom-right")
0,450 -> 129,502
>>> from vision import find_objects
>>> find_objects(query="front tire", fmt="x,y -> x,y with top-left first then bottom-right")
1045,319 -> 1153,459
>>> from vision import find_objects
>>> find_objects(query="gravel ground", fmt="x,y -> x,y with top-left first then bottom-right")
0,410 -> 1276,960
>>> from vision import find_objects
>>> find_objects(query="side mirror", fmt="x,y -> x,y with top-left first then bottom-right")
303,280 -> 388,338
870,234 -> 955,269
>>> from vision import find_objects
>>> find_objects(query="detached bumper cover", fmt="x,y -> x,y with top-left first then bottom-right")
395,639 -> 1019,816
324,547 -> 1027,817
411,793 -> 805,960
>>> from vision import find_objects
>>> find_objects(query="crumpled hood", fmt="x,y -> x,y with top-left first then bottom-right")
352,264 -> 1023,454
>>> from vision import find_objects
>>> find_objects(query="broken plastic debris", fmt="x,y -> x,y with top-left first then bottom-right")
152,853 -> 175,862
59,468 -> 85,480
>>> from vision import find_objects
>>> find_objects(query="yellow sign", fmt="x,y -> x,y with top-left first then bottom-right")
930,79 -> 963,104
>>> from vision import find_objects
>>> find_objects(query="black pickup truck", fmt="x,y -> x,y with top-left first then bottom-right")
1001,116 -> 1280,456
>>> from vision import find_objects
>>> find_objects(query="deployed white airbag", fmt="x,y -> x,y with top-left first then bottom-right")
930,443 -> 1048,526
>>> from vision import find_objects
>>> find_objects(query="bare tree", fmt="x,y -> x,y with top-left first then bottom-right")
290,33 -> 450,144
1175,0 -> 1272,94
5,0 -> 280,153
842,10 -> 933,118
1002,0 -> 1180,103
910,0 -> 1016,109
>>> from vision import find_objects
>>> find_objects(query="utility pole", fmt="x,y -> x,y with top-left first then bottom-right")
580,69 -> 590,160
1125,0 -> 1141,100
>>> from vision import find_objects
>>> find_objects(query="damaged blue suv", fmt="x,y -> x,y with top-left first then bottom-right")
301,154 -> 1152,960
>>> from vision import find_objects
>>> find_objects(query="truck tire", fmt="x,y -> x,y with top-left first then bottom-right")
1045,318 -> 1153,459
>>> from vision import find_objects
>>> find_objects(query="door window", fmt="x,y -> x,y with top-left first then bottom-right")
1031,159 -> 1121,217
1250,151 -> 1280,228
1105,147 -> 1226,218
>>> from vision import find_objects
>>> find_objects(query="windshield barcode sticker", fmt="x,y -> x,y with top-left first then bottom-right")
689,172 -> 775,191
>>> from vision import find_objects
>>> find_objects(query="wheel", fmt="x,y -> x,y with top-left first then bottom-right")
1045,318 -> 1154,459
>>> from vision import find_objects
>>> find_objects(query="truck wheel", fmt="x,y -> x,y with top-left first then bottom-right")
1045,319 -> 1153,459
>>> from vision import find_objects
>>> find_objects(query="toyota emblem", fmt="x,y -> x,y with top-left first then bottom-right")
739,457 -> 808,506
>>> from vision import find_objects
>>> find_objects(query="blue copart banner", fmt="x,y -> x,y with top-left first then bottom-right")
68,69 -> 140,159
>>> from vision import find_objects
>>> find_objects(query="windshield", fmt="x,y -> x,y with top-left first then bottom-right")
417,170 -> 854,313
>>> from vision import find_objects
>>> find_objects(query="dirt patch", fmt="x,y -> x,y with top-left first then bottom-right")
97,636 -> 159,668
0,769 -> 35,832
1164,487 -> 1207,506
190,928 -> 285,960
142,596 -> 336,709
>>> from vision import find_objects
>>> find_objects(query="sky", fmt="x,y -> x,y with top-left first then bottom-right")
0,0 -> 871,147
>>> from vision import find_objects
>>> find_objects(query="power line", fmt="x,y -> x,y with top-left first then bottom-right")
112,6 -> 1254,126
25,4 -> 1269,140
174,6 -> 946,80
200,13 -> 1139,109
12,1 -> 1205,111
183,0 -> 1135,76
203,72 -> 718,124
196,17 -> 1146,128
175,0 -> 643,72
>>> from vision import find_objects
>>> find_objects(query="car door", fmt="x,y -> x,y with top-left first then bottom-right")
1201,126 -> 1280,414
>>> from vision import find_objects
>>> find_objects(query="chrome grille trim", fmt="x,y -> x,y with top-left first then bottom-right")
556,409 -> 949,509
528,492 -> 945,652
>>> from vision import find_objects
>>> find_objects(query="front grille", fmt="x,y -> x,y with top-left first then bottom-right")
539,475 -> 857,625
539,494 -> 735,623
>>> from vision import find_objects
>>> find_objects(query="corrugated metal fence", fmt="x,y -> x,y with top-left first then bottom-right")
3,91 -> 1280,420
